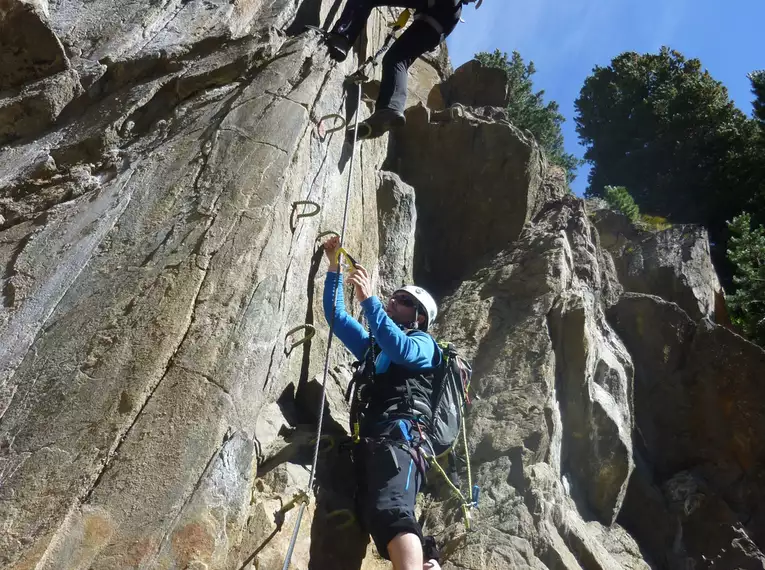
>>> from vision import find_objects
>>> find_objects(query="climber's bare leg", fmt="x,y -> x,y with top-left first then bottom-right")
388,532 -> 423,570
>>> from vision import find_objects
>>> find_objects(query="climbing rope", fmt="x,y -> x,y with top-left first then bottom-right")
280,81 -> 363,570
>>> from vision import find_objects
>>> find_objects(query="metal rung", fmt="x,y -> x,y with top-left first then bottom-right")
450,103 -> 465,119
315,230 -> 340,244
291,200 -> 321,230
309,434 -> 335,453
284,324 -> 316,355
317,114 -> 346,140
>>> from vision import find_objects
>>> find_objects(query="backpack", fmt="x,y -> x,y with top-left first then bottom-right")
426,342 -> 472,457
346,338 -> 472,450
425,342 -> 480,527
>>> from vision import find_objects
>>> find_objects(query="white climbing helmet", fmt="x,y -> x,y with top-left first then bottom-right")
394,285 -> 438,330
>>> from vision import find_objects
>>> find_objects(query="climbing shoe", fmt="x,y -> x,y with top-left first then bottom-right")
326,33 -> 351,62
346,108 -> 406,142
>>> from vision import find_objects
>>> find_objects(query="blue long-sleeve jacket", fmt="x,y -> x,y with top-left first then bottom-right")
323,272 -> 441,373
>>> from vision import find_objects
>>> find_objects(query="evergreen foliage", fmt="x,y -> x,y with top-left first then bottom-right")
727,213 -> 765,346
603,185 -> 640,222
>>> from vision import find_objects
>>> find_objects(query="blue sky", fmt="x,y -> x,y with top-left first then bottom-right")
447,0 -> 765,196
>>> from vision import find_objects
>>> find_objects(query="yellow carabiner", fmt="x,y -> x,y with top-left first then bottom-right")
335,247 -> 359,270
391,8 -> 412,30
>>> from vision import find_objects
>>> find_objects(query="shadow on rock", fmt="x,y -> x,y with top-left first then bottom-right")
309,443 -> 370,569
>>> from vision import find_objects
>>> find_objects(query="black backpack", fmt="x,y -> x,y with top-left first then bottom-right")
346,338 -> 472,452
425,342 -> 472,457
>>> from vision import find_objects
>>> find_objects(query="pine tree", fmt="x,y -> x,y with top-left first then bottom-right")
749,70 -> 765,127
603,186 -> 640,222
727,213 -> 765,346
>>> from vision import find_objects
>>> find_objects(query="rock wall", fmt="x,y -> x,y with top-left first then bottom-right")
1,1 -> 764,569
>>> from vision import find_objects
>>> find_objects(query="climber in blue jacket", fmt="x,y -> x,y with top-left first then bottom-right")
325,0 -> 482,139
322,235 -> 442,570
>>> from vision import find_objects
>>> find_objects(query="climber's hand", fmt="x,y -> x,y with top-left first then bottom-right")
347,264 -> 372,302
323,235 -> 341,271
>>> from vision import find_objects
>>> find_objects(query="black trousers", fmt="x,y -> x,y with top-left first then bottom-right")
354,419 -> 428,559
332,0 -> 462,113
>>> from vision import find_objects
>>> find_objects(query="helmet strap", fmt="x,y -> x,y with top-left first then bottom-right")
410,307 -> 420,330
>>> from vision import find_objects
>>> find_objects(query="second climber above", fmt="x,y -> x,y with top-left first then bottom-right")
325,0 -> 482,140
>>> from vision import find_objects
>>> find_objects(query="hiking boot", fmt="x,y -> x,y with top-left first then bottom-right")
326,33 -> 351,62
348,108 -> 406,142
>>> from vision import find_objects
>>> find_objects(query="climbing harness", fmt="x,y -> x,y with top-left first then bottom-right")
280,82 -> 364,570
346,337 -> 480,531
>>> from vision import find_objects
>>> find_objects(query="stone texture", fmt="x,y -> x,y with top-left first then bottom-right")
376,170 -> 416,297
423,195 -> 635,568
0,0 -> 68,90
391,104 -> 565,293
0,0 -> 81,144
0,2 -> 397,566
1,0 -> 765,568
609,293 -> 765,569
440,58 -> 510,109
591,207 -> 727,322
0,68 -> 83,144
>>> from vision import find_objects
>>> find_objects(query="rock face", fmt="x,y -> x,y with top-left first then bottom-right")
609,294 -> 765,569
376,171 -> 417,297
392,104 -> 560,293
591,206 -> 727,323
0,0 -> 82,143
439,58 -> 509,109
1,1 -> 764,570
423,195 -> 639,570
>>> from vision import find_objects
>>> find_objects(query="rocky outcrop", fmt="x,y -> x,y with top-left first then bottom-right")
1,0 -> 764,569
392,104 -> 563,293
376,171 -> 417,296
0,0 -> 82,143
608,294 -> 765,569
422,195 -> 639,570
591,206 -> 726,322
440,58 -> 509,109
